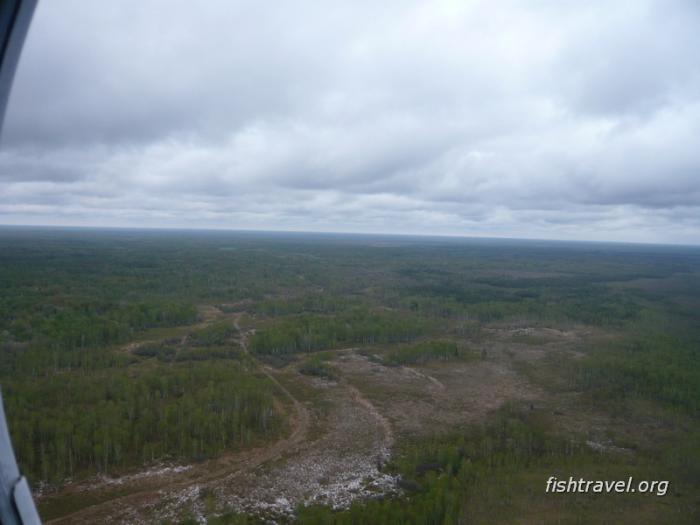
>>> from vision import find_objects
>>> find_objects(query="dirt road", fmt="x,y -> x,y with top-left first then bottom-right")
46,311 -> 313,524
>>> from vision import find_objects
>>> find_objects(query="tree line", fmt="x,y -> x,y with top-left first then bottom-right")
5,362 -> 280,483
250,310 -> 435,357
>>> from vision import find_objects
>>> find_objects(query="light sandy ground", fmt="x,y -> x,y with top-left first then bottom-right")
334,352 -> 541,439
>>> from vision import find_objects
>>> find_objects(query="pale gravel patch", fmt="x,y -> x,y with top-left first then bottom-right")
35,463 -> 193,500
586,440 -> 634,455
97,464 -> 193,487
153,376 -> 400,523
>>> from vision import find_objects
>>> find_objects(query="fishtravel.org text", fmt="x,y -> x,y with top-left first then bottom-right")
546,476 -> 668,496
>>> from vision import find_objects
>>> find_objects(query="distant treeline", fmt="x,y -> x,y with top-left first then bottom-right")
250,310 -> 435,357
384,341 -> 464,366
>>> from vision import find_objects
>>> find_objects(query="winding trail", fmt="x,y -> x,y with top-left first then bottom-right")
343,381 -> 394,454
402,365 -> 446,391
46,310 -> 310,524
234,315 -> 310,467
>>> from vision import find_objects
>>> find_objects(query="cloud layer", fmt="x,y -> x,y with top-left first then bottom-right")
1,0 -> 699,243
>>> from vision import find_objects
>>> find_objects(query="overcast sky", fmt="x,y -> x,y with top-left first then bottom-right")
1,0 -> 699,244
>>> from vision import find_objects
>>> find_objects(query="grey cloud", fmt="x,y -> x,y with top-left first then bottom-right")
0,0 -> 699,244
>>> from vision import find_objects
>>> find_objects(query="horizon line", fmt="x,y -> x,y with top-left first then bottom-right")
1,222 -> 699,249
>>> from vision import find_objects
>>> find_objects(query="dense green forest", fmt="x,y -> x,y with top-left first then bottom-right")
383,341 -> 463,366
1,227 -> 699,523
5,362 -> 279,482
249,310 -> 435,358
